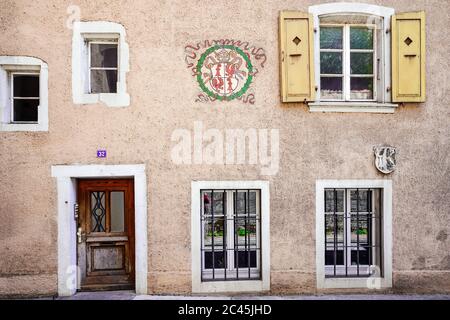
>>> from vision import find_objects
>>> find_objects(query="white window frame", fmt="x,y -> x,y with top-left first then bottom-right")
72,21 -> 130,107
87,40 -> 119,94
0,56 -> 48,131
309,2 -> 398,113
316,180 -> 392,289
192,181 -> 270,293
319,24 -> 377,102
200,190 -> 261,281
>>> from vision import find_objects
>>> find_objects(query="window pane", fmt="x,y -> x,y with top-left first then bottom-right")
202,191 -> 225,215
204,251 -> 226,269
325,190 -> 344,212
320,27 -> 343,49
13,99 -> 39,122
350,53 -> 373,74
204,218 -> 225,247
234,250 -> 257,268
90,192 -> 106,232
90,70 -> 117,93
325,250 -> 344,266
350,78 -> 374,100
235,191 -> 257,215
110,191 -> 124,232
320,52 -> 342,74
320,77 -> 343,100
350,190 -> 371,212
90,43 -> 118,68
350,27 -> 373,49
351,215 -> 369,244
325,215 -> 344,243
351,250 -> 370,265
235,218 -> 257,247
13,75 -> 39,97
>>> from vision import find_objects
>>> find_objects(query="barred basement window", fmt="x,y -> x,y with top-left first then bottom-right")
200,189 -> 261,281
324,188 -> 383,278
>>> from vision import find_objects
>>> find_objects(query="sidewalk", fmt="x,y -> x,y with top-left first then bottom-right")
54,291 -> 450,300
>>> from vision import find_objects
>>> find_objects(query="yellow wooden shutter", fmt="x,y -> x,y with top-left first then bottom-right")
392,11 -> 426,102
279,11 -> 315,103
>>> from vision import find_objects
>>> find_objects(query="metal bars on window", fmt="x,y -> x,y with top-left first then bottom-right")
324,188 -> 383,278
200,189 -> 261,282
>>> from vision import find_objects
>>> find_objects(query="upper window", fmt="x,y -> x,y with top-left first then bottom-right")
0,56 -> 48,131
88,41 -> 118,94
72,21 -> 130,107
191,181 -> 270,293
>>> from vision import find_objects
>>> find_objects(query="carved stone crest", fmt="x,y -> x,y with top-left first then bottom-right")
373,145 -> 397,174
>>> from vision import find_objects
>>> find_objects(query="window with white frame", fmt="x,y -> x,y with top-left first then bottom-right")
191,181 -> 270,293
0,56 -> 48,131
315,180 -> 392,289
201,189 -> 261,281
309,3 -> 396,112
72,21 -> 129,107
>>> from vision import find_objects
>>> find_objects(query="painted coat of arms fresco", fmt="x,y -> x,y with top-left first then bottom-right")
197,45 -> 252,101
185,40 -> 266,104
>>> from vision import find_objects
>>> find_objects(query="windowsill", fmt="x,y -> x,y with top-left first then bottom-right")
193,279 -> 268,294
0,122 -> 48,132
74,92 -> 130,107
308,102 -> 398,114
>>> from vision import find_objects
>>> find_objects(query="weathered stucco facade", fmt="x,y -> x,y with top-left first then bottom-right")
0,0 -> 449,297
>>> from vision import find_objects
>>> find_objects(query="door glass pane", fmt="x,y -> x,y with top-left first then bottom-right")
320,52 -> 343,74
320,27 -> 343,49
90,191 -> 106,232
13,99 -> 39,122
90,43 -> 118,68
350,27 -> 373,49
90,70 -> 117,93
13,75 -> 39,97
110,191 -> 124,232
350,53 -> 373,74
350,77 -> 374,100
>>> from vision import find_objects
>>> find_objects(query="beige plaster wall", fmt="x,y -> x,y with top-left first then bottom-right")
0,0 -> 448,296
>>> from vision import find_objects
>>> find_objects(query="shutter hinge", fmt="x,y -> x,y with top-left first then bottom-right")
386,28 -> 390,34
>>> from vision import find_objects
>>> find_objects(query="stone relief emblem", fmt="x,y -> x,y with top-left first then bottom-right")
373,145 -> 397,174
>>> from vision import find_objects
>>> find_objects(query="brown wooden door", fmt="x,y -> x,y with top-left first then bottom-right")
77,179 -> 135,291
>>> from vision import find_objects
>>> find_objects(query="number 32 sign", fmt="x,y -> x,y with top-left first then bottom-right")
97,150 -> 107,158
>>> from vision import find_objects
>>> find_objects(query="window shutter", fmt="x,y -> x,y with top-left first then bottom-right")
279,11 -> 315,102
392,11 -> 426,102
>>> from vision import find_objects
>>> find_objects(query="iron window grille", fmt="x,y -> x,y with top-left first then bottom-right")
200,189 -> 261,282
324,188 -> 383,278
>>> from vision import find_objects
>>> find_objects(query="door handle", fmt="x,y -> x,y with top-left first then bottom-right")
77,227 -> 85,244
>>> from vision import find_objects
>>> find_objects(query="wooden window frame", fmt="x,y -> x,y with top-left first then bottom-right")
10,71 -> 40,123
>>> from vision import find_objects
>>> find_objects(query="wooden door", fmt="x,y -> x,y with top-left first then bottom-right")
77,179 -> 135,291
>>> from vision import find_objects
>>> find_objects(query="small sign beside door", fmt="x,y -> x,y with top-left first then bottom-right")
97,150 -> 107,158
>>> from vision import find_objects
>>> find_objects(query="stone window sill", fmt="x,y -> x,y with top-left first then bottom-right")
308,102 -> 398,114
